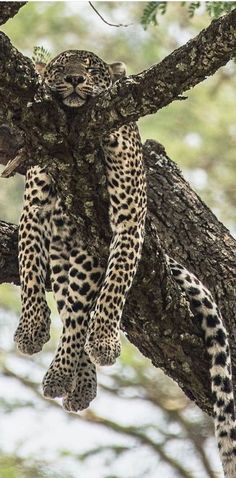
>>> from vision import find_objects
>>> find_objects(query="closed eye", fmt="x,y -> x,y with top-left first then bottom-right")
87,68 -> 101,74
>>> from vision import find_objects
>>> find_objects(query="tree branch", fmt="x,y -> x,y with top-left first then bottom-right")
1,8 -> 236,419
1,9 -> 236,170
1,141 -> 236,418
71,8 -> 236,144
0,2 -> 27,26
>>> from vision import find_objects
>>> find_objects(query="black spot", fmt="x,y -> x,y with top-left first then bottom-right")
224,400 -> 235,416
70,268 -> 77,277
72,301 -> 83,312
53,283 -> 60,293
75,254 -> 86,264
217,415 -> 226,422
58,300 -> 65,311
90,272 -> 101,283
83,261 -> 92,272
206,314 -> 220,328
215,352 -> 227,366
77,272 -> 86,281
57,275 -> 67,284
219,430 -> 228,438
213,375 -> 222,386
222,377 -> 233,393
202,297 -> 214,309
117,214 -> 131,224
75,315 -> 83,325
191,299 -> 202,308
215,329 -> 226,347
65,318 -> 71,327
110,194 -> 120,205
206,336 -> 214,348
42,183 -> 50,192
31,197 -> 40,206
80,282 -> 90,295
70,282 -> 80,292
52,265 -> 61,274
54,218 -> 64,227
93,257 -> 99,268
196,312 -> 204,324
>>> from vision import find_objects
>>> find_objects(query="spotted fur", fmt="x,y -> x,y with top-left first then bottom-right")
167,256 -> 236,478
16,166 -> 54,354
44,200 -> 104,402
16,49 -> 235,475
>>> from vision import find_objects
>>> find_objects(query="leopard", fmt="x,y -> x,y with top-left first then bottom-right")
15,49 -> 236,476
15,50 -> 147,410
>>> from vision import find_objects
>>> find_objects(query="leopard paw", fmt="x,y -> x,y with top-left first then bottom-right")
63,360 -> 97,412
63,385 -> 97,412
14,319 -> 51,355
84,335 -> 121,366
42,368 -> 75,399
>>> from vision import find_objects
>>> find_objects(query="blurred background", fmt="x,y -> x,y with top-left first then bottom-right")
1,2 -> 235,477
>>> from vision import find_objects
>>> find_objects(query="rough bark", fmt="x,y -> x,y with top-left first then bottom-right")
1,11 -> 236,417
1,141 -> 236,417
0,2 -> 27,26
1,9 -> 236,178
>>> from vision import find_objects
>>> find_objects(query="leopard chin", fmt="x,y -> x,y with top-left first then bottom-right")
62,92 -> 86,108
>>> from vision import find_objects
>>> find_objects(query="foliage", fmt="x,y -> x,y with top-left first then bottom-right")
32,45 -> 51,65
141,2 -> 167,30
141,1 -> 236,29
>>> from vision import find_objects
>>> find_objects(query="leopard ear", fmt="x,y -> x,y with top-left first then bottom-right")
109,62 -> 127,82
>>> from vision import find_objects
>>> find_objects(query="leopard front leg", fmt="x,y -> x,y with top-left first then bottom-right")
43,201 -> 103,409
85,124 -> 147,366
15,166 -> 55,355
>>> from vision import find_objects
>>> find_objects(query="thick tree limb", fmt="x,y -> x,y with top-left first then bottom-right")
1,9 -> 236,172
0,2 -> 27,26
72,8 -> 236,144
1,141 -> 236,417
1,10 -> 236,417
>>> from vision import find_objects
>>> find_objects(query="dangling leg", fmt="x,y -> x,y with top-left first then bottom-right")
15,166 -> 55,354
85,124 -> 147,366
43,199 -> 104,409
85,228 -> 144,365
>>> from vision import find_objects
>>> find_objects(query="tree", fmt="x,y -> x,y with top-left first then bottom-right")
0,0 -> 236,443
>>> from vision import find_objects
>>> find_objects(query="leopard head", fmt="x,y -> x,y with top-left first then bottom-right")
42,50 -> 126,108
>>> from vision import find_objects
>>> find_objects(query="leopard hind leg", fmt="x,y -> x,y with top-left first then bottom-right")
43,201 -> 103,407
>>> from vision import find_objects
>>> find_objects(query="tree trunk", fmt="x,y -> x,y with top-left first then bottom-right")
1,7 -> 236,417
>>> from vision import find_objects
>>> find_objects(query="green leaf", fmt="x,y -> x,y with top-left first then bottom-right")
32,45 -> 51,65
141,2 -> 160,30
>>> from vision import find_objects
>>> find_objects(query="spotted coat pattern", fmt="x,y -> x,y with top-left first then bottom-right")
167,256 -> 236,478
15,50 -> 236,476
16,50 -> 147,411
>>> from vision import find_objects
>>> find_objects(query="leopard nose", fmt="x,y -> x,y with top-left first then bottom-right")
65,75 -> 86,86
